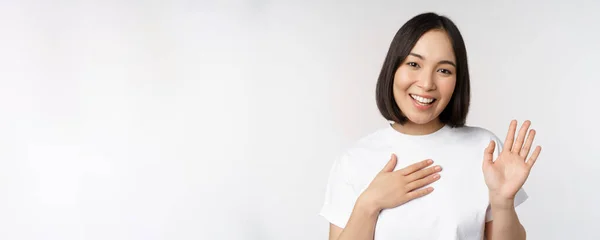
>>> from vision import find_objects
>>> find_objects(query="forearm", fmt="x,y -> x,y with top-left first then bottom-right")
337,198 -> 380,240
489,201 -> 526,240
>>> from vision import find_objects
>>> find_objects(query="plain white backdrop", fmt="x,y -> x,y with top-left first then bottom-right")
0,0 -> 598,239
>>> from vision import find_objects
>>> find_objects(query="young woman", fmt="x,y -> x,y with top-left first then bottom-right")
319,12 -> 541,240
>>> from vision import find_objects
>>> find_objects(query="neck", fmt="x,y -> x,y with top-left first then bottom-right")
392,119 -> 445,135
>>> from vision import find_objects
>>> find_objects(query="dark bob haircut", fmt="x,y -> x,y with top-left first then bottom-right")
375,12 -> 470,128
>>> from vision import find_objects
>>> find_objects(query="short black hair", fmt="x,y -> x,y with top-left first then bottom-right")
375,12 -> 470,128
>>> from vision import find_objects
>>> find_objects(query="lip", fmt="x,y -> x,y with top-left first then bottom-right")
410,93 -> 436,99
409,94 -> 435,110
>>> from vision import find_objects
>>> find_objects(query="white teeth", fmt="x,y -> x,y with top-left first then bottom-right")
410,94 -> 434,104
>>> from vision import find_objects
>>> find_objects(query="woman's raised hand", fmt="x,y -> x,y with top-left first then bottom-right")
483,120 -> 542,207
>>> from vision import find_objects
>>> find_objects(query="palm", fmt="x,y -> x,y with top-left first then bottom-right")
483,150 -> 531,198
482,120 -> 542,200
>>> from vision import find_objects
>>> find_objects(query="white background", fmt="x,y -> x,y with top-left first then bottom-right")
0,0 -> 598,239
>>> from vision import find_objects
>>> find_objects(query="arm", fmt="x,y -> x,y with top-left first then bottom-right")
329,198 -> 380,240
484,200 -> 526,240
482,120 -> 541,240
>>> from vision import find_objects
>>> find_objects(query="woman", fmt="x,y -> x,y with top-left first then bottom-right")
319,12 -> 541,240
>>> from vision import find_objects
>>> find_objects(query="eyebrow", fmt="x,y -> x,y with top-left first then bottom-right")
409,53 -> 456,67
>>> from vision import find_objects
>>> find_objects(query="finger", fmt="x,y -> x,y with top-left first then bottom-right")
381,154 -> 398,173
405,187 -> 434,200
483,140 -> 495,165
406,165 -> 442,182
398,159 -> 434,175
519,129 -> 536,158
512,120 -> 531,153
405,173 -> 440,191
503,120 -> 517,153
526,146 -> 542,168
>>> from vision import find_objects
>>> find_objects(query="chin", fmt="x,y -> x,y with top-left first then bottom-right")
404,113 -> 437,125
406,116 -> 435,125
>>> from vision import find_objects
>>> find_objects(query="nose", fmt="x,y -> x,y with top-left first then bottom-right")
417,71 -> 436,91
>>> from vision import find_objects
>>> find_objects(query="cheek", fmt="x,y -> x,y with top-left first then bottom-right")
438,78 -> 457,99
393,69 -> 413,92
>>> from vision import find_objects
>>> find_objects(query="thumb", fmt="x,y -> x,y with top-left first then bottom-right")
483,140 -> 495,165
381,153 -> 398,173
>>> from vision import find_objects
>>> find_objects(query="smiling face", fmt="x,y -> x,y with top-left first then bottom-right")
393,29 -> 457,127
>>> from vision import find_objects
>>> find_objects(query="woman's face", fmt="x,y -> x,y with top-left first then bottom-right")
393,29 -> 457,125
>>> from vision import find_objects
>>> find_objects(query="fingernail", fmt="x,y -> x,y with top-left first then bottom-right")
435,166 -> 442,171
427,159 -> 433,164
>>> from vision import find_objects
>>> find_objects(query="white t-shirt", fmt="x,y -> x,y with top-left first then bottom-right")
319,124 -> 528,240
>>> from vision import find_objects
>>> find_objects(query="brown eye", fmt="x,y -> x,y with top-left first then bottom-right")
407,62 -> 420,68
438,69 -> 452,75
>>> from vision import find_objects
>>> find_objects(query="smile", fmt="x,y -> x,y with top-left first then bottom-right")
409,94 -> 436,105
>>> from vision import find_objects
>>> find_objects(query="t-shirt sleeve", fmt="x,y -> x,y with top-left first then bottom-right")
319,154 -> 359,228
485,133 -> 530,222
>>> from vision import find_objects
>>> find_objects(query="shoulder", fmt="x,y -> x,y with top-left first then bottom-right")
447,125 -> 506,154
448,125 -> 503,143
342,126 -> 395,158
334,126 -> 395,173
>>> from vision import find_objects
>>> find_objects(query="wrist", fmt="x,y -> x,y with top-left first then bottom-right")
489,192 -> 515,210
356,194 -> 382,217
